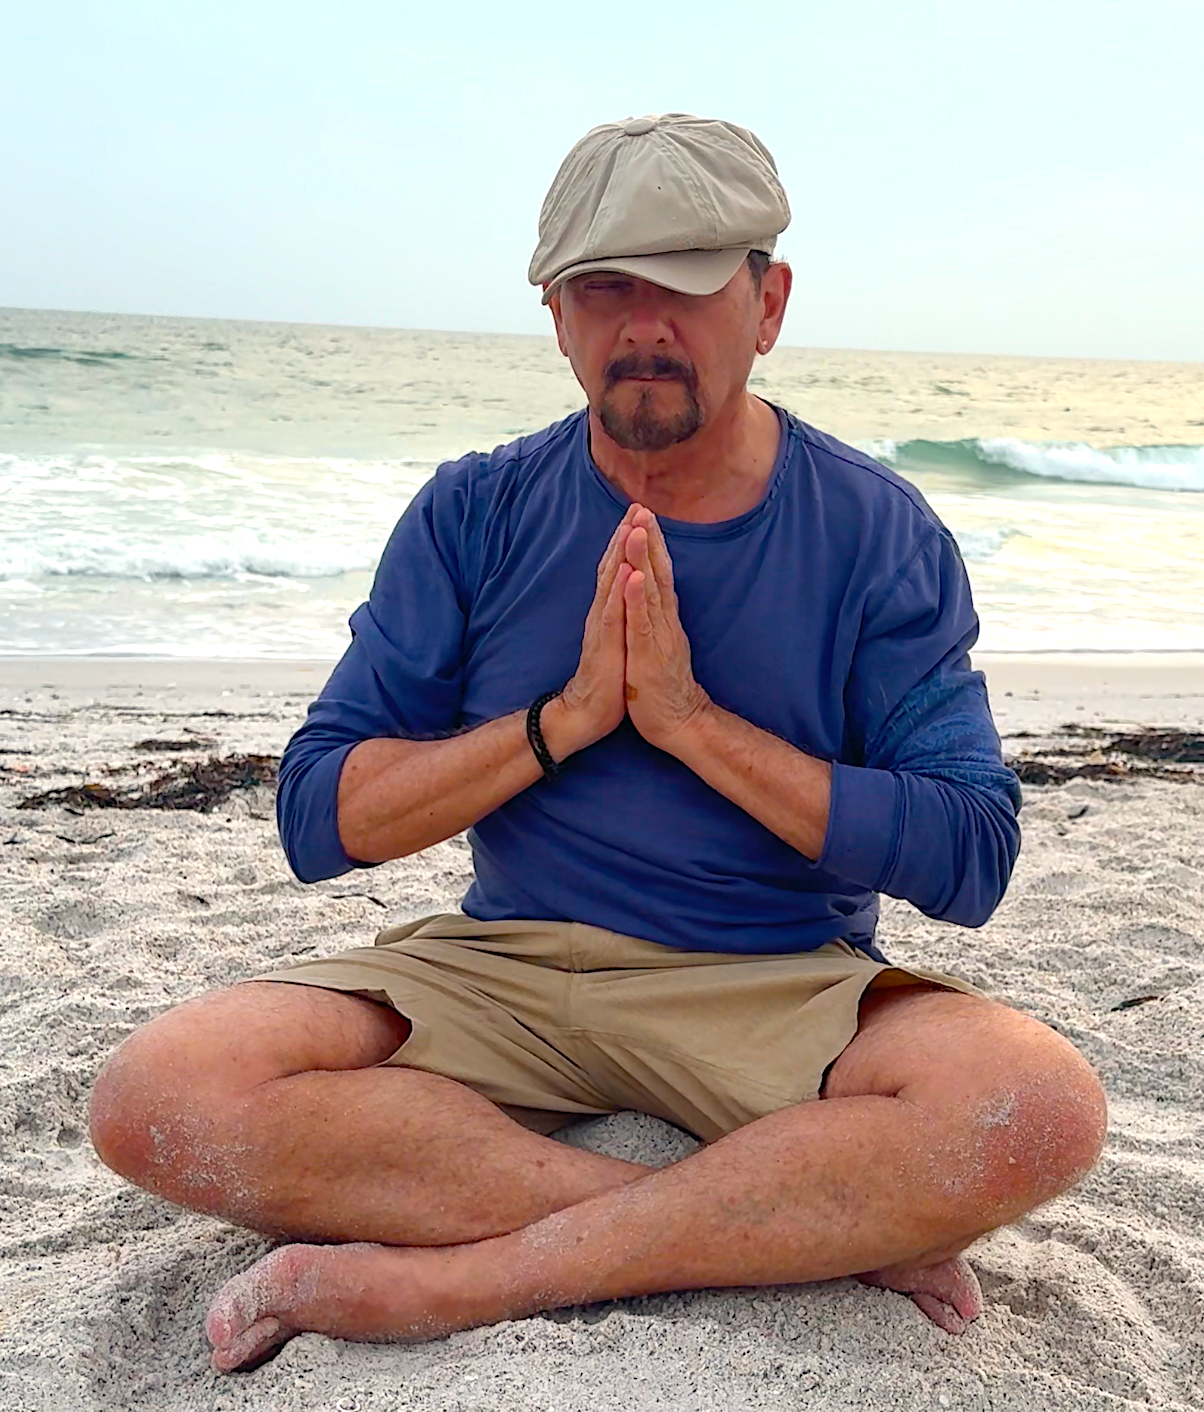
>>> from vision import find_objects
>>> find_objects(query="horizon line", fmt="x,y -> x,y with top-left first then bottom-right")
2,303 -> 1201,369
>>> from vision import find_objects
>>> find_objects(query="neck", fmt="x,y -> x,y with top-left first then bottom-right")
588,392 -> 781,523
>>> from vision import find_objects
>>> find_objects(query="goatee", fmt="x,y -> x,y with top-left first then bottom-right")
596,354 -> 704,452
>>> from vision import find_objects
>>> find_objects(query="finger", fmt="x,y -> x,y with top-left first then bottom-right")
601,515 -> 633,572
642,512 -> 676,593
604,507 -> 640,565
601,561 -> 630,633
625,528 -> 662,613
587,562 -> 629,670
594,521 -> 634,610
624,570 -> 653,640
606,504 -> 640,566
641,531 -> 664,614
617,502 -> 642,539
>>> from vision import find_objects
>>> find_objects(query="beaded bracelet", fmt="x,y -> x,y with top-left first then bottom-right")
526,689 -> 564,782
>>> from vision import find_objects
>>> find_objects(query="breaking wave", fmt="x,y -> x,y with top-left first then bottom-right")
0,449 -> 433,584
860,437 -> 1204,493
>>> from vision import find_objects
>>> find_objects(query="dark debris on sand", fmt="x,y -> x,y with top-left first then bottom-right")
12,730 -> 1202,813
17,754 -> 279,813
131,736 -> 219,753
1006,728 -> 1204,786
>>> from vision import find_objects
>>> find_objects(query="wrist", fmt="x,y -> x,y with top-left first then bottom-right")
656,693 -> 718,762
536,693 -> 588,763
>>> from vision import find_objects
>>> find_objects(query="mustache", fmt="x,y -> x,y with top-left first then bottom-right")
604,353 -> 698,388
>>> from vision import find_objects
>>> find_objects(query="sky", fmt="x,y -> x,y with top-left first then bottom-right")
3,0 -> 1202,361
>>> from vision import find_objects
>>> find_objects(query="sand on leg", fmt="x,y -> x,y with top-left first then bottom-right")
88,980 -> 650,1247
205,985 -> 1107,1371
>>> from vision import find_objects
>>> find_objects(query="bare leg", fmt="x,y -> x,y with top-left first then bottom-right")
89,981 -> 649,1246
205,987 -> 1108,1371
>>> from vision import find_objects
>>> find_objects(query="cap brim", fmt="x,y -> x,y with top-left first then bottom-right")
541,247 -> 751,305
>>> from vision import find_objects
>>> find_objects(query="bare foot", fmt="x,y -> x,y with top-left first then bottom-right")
205,1242 -> 467,1372
206,1240 -> 983,1372
856,1254 -> 982,1334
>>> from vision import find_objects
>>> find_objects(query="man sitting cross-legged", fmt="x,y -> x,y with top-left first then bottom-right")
88,113 -> 1107,1374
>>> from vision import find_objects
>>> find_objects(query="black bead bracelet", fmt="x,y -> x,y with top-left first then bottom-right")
526,689 -> 564,782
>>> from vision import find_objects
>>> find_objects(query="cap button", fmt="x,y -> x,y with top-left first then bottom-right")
620,116 -> 657,137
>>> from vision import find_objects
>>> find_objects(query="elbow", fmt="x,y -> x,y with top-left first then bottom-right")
920,870 -> 1008,928
277,811 -> 340,884
282,842 -> 333,886
928,890 -> 1002,930
916,788 -> 1021,928
278,825 -> 365,884
275,749 -> 361,884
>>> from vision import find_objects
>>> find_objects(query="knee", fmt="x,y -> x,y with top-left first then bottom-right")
88,1006 -> 226,1187
956,1041 -> 1108,1221
88,1032 -> 173,1184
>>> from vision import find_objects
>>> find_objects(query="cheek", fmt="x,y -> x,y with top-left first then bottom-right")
706,323 -> 757,387
689,309 -> 754,376
560,336 -> 606,398
564,329 -> 613,391
691,344 -> 742,401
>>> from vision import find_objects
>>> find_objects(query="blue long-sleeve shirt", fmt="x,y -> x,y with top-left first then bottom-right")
278,406 -> 1022,963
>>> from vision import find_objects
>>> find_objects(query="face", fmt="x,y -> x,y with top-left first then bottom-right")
549,261 -> 790,452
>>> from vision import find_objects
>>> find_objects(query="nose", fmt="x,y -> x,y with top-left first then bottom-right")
619,289 -> 675,349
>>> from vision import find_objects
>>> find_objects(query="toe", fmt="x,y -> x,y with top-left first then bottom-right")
856,1254 -> 983,1332
204,1275 -> 260,1349
924,1256 -> 982,1321
210,1316 -> 286,1373
205,1245 -> 316,1373
909,1291 -> 969,1335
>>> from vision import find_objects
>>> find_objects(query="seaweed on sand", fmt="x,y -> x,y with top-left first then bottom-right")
17,754 -> 279,813
1006,729 -> 1204,786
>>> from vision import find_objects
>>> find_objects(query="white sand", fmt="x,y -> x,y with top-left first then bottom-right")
1,655 -> 1202,1411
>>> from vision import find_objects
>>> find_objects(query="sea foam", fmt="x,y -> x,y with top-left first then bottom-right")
974,438 -> 1204,492
861,437 -> 1204,493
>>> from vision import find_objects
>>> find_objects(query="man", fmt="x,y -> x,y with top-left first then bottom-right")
88,113 -> 1107,1375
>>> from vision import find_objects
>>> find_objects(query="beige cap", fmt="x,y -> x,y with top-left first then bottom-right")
529,112 -> 790,305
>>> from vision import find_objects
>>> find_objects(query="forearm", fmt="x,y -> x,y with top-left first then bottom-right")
336,697 -> 581,864
669,703 -> 832,861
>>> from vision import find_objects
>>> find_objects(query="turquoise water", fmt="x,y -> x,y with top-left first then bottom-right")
2,308 -> 1202,658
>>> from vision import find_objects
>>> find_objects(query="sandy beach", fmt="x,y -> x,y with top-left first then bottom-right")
2,653 -> 1202,1411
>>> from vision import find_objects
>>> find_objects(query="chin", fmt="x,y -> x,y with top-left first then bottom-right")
600,405 -> 703,451
616,379 -> 683,405
596,380 -> 705,452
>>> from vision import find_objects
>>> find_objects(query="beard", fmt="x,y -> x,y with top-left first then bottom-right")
596,354 -> 704,451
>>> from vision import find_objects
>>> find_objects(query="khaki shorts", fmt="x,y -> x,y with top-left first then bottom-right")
250,913 -> 985,1143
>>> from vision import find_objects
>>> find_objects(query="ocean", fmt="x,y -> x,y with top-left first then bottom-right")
2,306 -> 1202,659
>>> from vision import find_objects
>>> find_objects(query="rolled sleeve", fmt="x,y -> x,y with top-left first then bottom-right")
818,526 -> 1022,926
818,764 -> 901,893
276,739 -> 368,884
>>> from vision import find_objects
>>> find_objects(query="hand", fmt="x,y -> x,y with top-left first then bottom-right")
622,508 -> 711,753
541,506 -> 637,760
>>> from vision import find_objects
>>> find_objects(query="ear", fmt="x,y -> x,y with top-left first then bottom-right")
754,262 -> 793,357
547,289 -> 569,357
